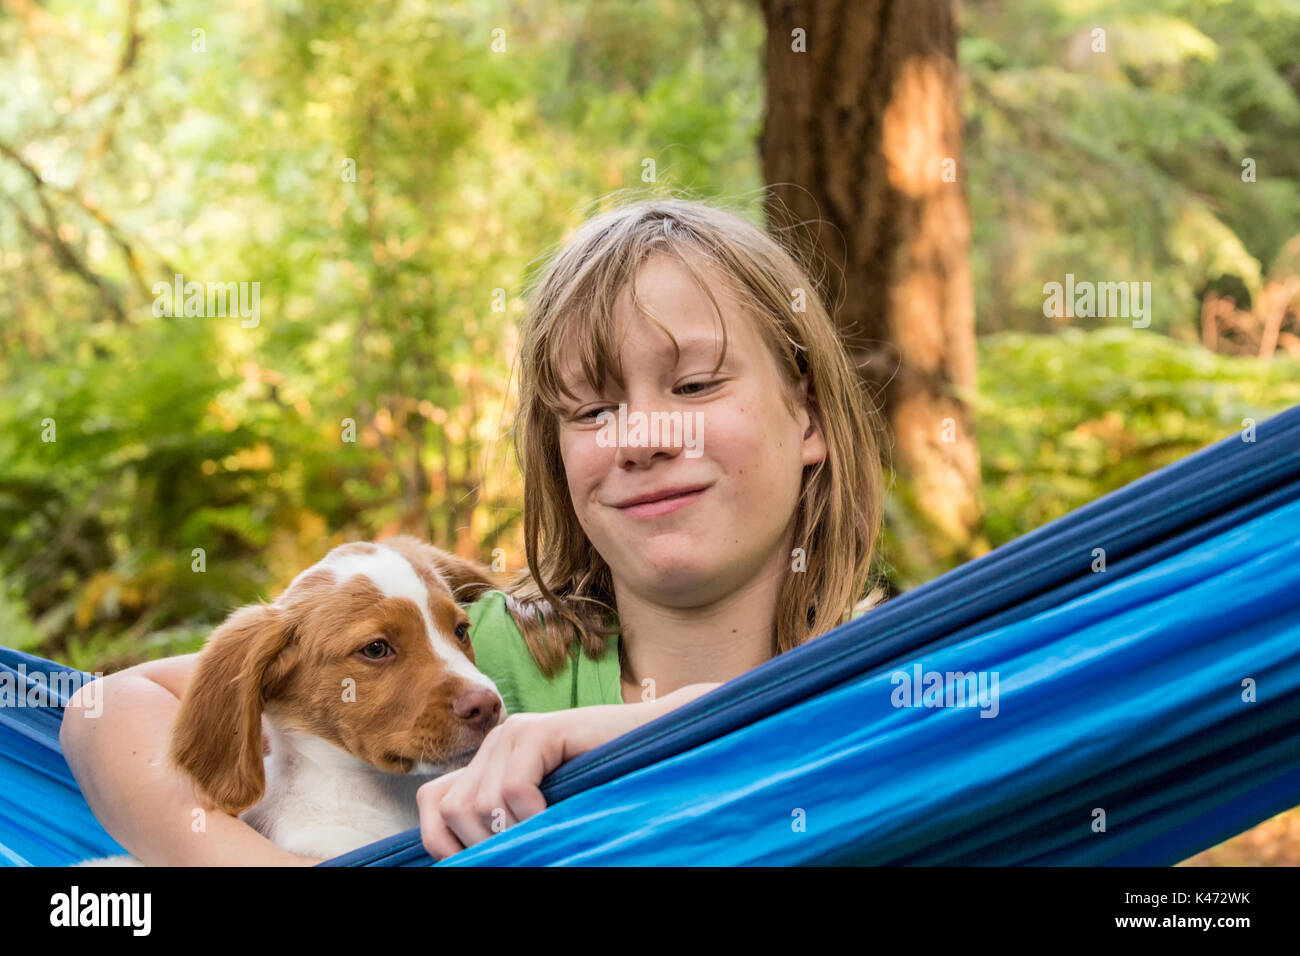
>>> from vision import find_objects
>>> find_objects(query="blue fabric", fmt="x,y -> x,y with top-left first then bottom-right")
3,403 -> 1298,866
0,651 -> 126,865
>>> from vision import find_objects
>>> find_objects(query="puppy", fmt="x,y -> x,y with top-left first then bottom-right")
79,536 -> 506,864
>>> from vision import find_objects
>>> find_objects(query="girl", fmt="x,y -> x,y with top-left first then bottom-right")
60,195 -> 883,865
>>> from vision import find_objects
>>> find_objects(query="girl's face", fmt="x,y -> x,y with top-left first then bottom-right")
556,255 -> 827,608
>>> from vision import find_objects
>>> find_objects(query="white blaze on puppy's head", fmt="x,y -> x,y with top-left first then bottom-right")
303,543 -> 496,692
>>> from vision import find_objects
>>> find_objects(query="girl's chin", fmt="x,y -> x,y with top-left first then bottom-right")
602,531 -> 738,590
631,558 -> 727,597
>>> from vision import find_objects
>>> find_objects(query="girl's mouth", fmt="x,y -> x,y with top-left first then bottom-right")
617,487 -> 708,519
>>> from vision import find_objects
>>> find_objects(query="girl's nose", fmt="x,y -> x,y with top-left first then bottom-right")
611,399 -> 692,466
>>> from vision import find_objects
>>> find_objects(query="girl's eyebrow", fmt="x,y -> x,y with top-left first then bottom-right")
630,334 -> 725,367
559,335 -> 729,397
669,336 -> 725,360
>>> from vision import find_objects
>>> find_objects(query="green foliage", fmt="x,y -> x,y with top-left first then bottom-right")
975,328 -> 1300,546
964,0 -> 1300,335
0,314 -> 349,657
874,328 -> 1300,590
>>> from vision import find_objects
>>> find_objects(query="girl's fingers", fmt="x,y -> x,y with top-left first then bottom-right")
498,740 -> 551,824
438,728 -> 509,848
476,736 -> 524,835
420,810 -> 465,862
422,715 -> 559,853
417,777 -> 466,861
484,718 -> 556,826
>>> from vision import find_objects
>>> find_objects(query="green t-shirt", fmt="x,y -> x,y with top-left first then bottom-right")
467,590 -> 624,715
465,589 -> 876,716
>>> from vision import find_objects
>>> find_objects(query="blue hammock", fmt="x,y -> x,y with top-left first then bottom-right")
4,404 -> 1300,866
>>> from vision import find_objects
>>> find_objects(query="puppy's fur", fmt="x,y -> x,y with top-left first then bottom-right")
79,536 -> 506,865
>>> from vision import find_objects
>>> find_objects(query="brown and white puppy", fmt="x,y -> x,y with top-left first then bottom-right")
83,536 -> 506,864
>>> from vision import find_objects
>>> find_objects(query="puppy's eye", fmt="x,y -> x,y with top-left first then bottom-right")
360,640 -> 392,660
454,621 -> 470,644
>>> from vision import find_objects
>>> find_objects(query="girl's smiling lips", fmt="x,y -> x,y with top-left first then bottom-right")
612,483 -> 712,519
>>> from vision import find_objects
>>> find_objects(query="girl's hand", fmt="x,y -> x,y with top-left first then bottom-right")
416,683 -> 721,861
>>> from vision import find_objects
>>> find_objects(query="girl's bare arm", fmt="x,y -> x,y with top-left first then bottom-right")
59,654 -> 322,866
418,681 -> 725,859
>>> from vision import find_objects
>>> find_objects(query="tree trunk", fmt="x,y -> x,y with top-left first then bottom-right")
759,0 -> 982,562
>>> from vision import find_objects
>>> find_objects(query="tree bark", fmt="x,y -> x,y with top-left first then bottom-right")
759,0 -> 982,556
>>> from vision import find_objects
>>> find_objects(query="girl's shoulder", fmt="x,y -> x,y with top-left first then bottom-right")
465,590 -> 623,714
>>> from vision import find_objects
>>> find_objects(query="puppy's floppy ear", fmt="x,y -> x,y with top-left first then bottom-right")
169,603 -> 298,815
379,535 -> 501,604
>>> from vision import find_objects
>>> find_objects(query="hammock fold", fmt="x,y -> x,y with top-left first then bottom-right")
3,404 -> 1299,866
0,650 -> 127,866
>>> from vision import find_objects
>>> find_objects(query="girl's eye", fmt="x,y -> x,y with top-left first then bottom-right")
576,383 -> 719,420
576,405 -> 616,423
360,640 -> 393,660
455,621 -> 470,643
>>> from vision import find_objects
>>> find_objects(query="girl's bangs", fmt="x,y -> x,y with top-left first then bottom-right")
533,232 -> 745,417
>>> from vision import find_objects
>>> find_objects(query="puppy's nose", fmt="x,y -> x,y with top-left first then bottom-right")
452,688 -> 502,733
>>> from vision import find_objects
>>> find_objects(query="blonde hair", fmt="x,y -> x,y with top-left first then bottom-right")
500,194 -> 884,677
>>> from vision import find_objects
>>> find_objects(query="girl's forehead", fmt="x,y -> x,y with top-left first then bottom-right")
552,254 -> 782,396
558,308 -> 734,389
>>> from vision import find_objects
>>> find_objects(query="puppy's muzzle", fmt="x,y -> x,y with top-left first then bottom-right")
452,688 -> 503,735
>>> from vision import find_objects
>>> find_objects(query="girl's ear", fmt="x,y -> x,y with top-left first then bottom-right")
169,604 -> 297,815
379,535 -> 501,603
796,374 -> 828,467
